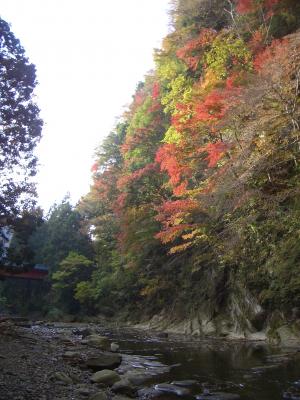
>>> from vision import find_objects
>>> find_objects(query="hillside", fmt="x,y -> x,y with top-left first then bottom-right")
74,0 -> 300,343
4,0 -> 300,346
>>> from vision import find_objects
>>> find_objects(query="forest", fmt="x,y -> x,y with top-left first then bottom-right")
2,0 -> 300,340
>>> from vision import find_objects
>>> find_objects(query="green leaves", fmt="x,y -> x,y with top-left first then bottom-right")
205,33 -> 253,78
0,18 -> 43,223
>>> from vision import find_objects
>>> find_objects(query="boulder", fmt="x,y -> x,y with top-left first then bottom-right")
124,372 -> 153,385
112,379 -> 137,397
111,342 -> 120,352
90,370 -> 121,385
83,335 -> 110,350
76,386 -> 92,396
89,391 -> 108,400
86,352 -> 122,371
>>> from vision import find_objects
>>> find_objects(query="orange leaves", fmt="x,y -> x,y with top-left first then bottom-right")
253,39 -> 287,72
155,199 -> 199,245
155,143 -> 191,193
236,0 -> 255,14
117,163 -> 157,190
152,82 -> 160,100
91,162 -> 98,173
155,199 -> 198,222
194,90 -> 230,123
199,141 -> 229,168
236,0 -> 280,15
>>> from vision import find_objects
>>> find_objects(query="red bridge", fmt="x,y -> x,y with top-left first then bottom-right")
0,264 -> 48,280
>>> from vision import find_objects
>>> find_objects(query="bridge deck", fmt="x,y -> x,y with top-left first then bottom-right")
0,269 -> 48,280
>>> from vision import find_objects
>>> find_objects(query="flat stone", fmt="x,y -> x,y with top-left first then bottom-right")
124,372 -> 153,385
63,351 -> 81,359
112,379 -> 137,397
155,383 -> 190,396
196,392 -> 240,400
83,335 -> 110,350
89,391 -> 108,400
86,352 -> 122,371
76,387 -> 92,396
90,369 -> 121,385
53,372 -> 73,384
171,380 -> 198,386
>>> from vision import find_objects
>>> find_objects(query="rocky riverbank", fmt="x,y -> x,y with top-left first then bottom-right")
2,318 -> 300,400
0,318 -> 180,400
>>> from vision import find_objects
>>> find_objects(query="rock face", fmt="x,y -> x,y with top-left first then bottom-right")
275,325 -> 300,347
86,352 -> 122,371
133,283 -> 300,346
90,369 -> 121,385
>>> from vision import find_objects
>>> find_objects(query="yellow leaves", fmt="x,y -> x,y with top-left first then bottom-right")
140,278 -> 168,297
163,126 -> 182,144
200,69 -> 221,92
168,227 -> 209,254
161,74 -> 193,114
182,228 -> 206,240
169,242 -> 193,254
156,56 -> 185,82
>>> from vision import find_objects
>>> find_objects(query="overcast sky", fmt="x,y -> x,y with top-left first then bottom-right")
0,0 -> 170,212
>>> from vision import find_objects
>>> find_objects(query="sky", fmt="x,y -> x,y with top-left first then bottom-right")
0,0 -> 171,212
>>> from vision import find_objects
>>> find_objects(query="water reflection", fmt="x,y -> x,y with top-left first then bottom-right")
104,327 -> 300,400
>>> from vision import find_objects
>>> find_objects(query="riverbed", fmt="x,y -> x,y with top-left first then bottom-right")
0,320 -> 300,400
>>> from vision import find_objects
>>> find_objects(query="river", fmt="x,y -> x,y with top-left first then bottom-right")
101,325 -> 300,400
2,320 -> 300,400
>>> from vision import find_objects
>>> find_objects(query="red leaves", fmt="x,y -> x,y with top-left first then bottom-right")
152,82 -> 160,100
156,199 -> 198,221
155,199 -> 198,244
194,90 -> 230,123
117,163 -> 157,189
156,143 -> 191,193
236,0 -> 255,14
176,28 -> 217,70
199,141 -> 228,168
91,162 -> 98,173
253,39 -> 286,72
236,0 -> 280,15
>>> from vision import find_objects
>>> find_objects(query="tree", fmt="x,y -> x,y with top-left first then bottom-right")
52,252 -> 94,313
30,198 -> 93,272
0,19 -> 43,226
5,207 -> 44,266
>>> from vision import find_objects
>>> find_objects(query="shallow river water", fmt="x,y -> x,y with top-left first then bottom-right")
30,323 -> 300,400
103,326 -> 300,400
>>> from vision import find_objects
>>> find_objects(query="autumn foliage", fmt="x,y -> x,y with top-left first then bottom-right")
76,0 -> 300,314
